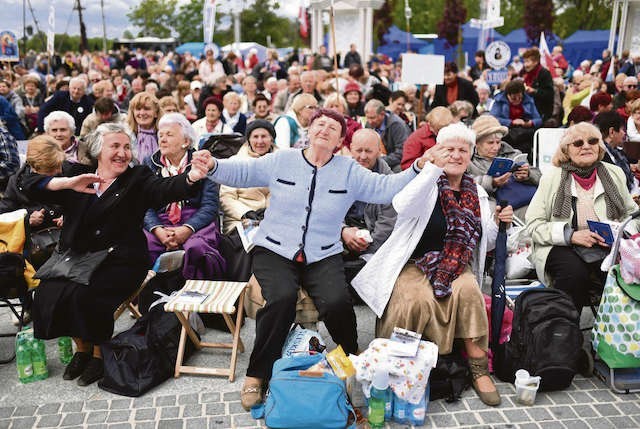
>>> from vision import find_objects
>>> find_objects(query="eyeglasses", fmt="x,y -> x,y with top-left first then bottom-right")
303,105 -> 318,110
570,137 -> 599,148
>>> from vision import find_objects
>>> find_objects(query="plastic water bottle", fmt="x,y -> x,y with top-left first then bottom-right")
368,369 -> 392,428
31,339 -> 48,381
406,383 -> 429,426
16,335 -> 34,384
58,337 -> 73,365
393,383 -> 430,425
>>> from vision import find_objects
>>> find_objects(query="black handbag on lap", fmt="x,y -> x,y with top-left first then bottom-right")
29,227 -> 61,269
35,246 -> 113,285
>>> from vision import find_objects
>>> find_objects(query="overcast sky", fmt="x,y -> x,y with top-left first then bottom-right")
1,0 -> 299,42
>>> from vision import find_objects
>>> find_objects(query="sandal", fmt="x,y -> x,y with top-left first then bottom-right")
468,355 -> 501,406
241,381 -> 263,411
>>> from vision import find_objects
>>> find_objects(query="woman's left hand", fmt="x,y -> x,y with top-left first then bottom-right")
164,225 -> 193,246
513,164 -> 530,181
495,204 -> 514,226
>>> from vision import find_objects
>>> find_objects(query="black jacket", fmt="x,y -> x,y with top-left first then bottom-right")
37,91 -> 94,135
431,77 -> 479,113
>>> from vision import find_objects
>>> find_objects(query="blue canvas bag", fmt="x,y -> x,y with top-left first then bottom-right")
257,353 -> 356,428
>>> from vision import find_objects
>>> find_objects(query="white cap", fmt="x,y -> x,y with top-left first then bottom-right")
190,81 -> 203,90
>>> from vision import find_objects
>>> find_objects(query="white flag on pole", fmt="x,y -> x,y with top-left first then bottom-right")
47,2 -> 55,56
203,0 -> 217,45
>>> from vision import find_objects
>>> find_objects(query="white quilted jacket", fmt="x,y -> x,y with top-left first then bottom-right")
351,163 -> 499,317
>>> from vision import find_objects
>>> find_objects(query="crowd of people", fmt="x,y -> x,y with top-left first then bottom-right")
1,41 -> 639,410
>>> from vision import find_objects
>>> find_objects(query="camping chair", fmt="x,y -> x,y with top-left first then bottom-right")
114,250 -> 185,320
0,209 -> 32,363
164,279 -> 247,381
532,128 -> 566,176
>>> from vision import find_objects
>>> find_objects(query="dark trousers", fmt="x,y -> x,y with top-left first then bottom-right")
546,246 -> 607,310
246,246 -> 358,380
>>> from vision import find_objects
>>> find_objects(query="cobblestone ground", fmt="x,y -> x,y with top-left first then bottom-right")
1,304 -> 639,429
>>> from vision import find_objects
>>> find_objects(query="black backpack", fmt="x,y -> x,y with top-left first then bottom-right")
99,304 -> 198,397
0,239 -> 27,298
494,288 -> 582,391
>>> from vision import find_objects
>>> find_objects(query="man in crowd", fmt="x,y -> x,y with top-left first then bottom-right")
341,128 -> 397,283
594,111 -> 637,192
37,77 -> 93,135
0,121 -> 20,193
343,44 -> 362,68
364,98 -> 410,172
284,71 -> 322,112
273,73 -> 301,114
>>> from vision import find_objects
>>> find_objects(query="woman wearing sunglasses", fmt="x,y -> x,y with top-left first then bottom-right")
525,122 -> 639,310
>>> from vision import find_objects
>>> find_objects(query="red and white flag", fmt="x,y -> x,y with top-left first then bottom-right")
298,6 -> 309,39
539,31 -> 558,78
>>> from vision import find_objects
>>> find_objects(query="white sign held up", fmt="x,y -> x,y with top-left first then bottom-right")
401,54 -> 445,85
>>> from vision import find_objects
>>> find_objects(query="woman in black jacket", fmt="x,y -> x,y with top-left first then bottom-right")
20,122 -> 210,387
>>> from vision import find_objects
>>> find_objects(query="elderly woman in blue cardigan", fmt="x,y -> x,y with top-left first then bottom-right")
194,108 -> 431,410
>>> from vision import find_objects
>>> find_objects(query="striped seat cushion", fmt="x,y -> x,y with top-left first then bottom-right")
164,280 -> 247,314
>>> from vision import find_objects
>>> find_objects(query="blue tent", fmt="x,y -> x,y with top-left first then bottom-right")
377,25 -> 430,61
562,30 -> 613,68
431,21 -> 504,63
501,29 -> 560,56
175,42 -> 220,58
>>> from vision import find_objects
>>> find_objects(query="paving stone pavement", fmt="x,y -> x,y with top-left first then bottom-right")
1,304 -> 639,428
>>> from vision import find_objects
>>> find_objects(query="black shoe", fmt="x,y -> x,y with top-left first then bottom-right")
63,352 -> 92,380
77,357 -> 104,386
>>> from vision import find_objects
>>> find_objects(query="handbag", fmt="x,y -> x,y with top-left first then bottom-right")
495,177 -> 537,209
29,227 -> 61,269
35,246 -> 113,285
592,265 -> 640,369
259,353 -> 356,428
99,304 -> 199,397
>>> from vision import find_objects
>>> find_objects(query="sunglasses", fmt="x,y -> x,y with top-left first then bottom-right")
625,84 -> 637,89
570,137 -> 599,148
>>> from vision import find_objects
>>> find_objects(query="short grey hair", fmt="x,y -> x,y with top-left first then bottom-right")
157,113 -> 197,147
44,111 -> 76,134
69,76 -> 86,89
364,99 -> 385,115
436,122 -> 476,149
86,122 -> 136,162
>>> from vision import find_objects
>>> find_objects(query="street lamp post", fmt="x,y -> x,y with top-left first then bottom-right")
404,0 -> 412,53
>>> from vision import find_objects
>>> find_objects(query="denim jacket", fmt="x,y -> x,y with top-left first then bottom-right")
143,149 -> 219,232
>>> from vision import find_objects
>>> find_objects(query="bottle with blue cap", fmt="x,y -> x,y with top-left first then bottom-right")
368,368 -> 393,428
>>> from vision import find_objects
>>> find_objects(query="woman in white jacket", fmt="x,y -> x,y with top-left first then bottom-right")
352,123 -> 513,407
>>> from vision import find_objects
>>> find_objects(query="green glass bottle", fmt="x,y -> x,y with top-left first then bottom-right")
16,336 -> 34,384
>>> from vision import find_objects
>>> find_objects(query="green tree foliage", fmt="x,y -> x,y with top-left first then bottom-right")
500,0 -> 524,35
554,0 -> 612,39
127,0 -> 178,38
237,0 -> 297,47
23,32 -> 113,53
175,0 -> 205,43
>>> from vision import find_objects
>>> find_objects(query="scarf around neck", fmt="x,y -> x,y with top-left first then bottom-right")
415,174 -> 482,298
552,161 -> 626,220
136,126 -> 158,163
160,152 -> 189,224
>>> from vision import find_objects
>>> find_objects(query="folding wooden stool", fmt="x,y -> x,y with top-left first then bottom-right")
164,279 -> 247,381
